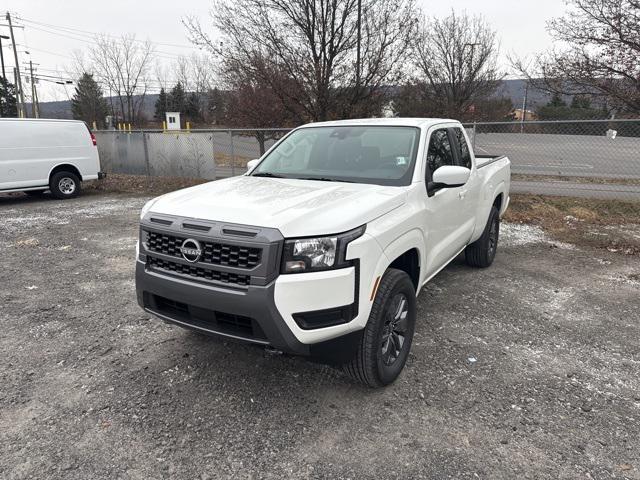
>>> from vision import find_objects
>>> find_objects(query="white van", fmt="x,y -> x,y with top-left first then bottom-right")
0,118 -> 104,199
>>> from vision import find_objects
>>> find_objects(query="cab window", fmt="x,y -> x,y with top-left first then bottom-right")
453,128 -> 472,169
425,128 -> 455,183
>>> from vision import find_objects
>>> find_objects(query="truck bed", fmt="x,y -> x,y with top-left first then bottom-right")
475,154 -> 506,169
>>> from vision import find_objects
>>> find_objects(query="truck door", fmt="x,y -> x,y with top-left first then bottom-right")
421,127 -> 474,277
451,126 -> 479,241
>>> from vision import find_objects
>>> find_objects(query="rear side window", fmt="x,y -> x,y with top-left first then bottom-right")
453,128 -> 472,169
426,129 -> 455,181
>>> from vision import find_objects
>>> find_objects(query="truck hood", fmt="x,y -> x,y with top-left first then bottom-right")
147,175 -> 407,237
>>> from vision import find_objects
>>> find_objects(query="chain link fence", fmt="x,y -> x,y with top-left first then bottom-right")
95,120 -> 640,200
95,129 -> 291,180
463,119 -> 640,200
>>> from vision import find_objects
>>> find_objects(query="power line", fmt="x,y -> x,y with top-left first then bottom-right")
20,23 -> 195,62
16,16 -> 196,49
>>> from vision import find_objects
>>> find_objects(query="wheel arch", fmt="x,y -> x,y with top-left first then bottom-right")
379,229 -> 424,292
49,164 -> 83,183
470,181 -> 507,242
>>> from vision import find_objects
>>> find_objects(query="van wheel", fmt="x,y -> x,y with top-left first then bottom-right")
343,268 -> 416,388
50,172 -> 81,199
465,206 -> 499,268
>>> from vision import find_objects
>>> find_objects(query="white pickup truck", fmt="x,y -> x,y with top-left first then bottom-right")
136,118 -> 510,387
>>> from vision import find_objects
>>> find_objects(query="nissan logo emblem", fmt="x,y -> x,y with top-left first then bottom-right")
180,238 -> 202,263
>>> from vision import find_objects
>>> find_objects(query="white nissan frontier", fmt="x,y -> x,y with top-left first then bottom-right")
136,118 -> 510,387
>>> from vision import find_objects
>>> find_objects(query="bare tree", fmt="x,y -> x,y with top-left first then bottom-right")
399,11 -> 501,119
89,34 -> 155,124
173,53 -> 217,119
184,0 -> 417,122
513,0 -> 640,115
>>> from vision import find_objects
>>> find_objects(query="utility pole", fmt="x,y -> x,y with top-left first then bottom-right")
0,34 -> 8,81
33,75 -> 39,117
520,81 -> 529,133
0,34 -> 7,117
6,12 -> 25,117
28,61 -> 38,117
355,0 -> 361,91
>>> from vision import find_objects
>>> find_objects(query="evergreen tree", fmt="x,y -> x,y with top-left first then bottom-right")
570,95 -> 591,109
154,88 -> 168,120
168,82 -> 186,113
206,88 -> 228,124
0,77 -> 18,118
185,92 -> 201,121
547,93 -> 567,107
71,73 -> 109,128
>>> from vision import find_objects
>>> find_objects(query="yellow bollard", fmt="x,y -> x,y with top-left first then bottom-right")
128,123 -> 132,134
162,120 -> 167,132
186,121 -> 191,132
117,123 -> 121,131
92,121 -> 97,130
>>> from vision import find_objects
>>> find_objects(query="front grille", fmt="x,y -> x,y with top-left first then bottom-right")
148,257 -> 250,287
146,231 -> 261,269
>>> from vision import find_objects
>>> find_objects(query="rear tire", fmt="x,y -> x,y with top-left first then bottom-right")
465,206 -> 500,268
343,268 -> 416,388
50,171 -> 81,199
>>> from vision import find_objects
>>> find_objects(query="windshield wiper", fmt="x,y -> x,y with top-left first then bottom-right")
252,172 -> 285,178
298,177 -> 354,183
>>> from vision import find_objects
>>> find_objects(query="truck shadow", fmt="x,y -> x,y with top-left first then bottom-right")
0,192 -> 54,206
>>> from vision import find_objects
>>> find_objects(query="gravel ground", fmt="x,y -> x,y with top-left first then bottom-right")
1,192 -> 639,480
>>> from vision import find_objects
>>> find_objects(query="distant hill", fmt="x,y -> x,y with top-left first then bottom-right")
28,80 -> 555,123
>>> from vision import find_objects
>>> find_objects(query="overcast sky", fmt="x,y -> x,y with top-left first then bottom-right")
2,0 -> 568,102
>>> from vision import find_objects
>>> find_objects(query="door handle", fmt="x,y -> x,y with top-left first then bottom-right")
458,190 -> 468,199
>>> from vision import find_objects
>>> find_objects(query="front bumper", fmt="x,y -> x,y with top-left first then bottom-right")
136,260 -> 363,363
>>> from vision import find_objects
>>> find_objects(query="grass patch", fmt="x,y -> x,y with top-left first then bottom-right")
505,194 -> 640,255
512,173 -> 640,186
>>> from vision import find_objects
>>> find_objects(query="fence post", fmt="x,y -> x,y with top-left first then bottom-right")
472,121 -> 477,152
229,129 -> 236,177
142,130 -> 151,178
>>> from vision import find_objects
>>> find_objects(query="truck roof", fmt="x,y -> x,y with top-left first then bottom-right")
301,117 -> 459,129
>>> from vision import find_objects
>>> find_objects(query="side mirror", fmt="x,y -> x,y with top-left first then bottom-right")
246,159 -> 260,173
431,165 -> 470,188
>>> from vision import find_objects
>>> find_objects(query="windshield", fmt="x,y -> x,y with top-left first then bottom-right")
251,126 -> 420,186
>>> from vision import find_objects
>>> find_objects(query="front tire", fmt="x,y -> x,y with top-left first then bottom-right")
50,171 -> 81,199
343,268 -> 416,387
465,206 -> 500,268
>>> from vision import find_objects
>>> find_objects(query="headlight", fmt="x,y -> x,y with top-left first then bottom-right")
281,225 -> 365,273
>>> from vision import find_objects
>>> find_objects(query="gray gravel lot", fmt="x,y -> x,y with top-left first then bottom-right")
1,193 -> 639,480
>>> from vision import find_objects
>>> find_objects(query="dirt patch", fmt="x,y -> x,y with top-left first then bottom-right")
505,194 -> 640,255
84,174 -> 206,196
0,193 -> 639,479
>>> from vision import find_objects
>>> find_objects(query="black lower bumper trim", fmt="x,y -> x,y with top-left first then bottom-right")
136,260 -> 363,362
146,307 -> 270,345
